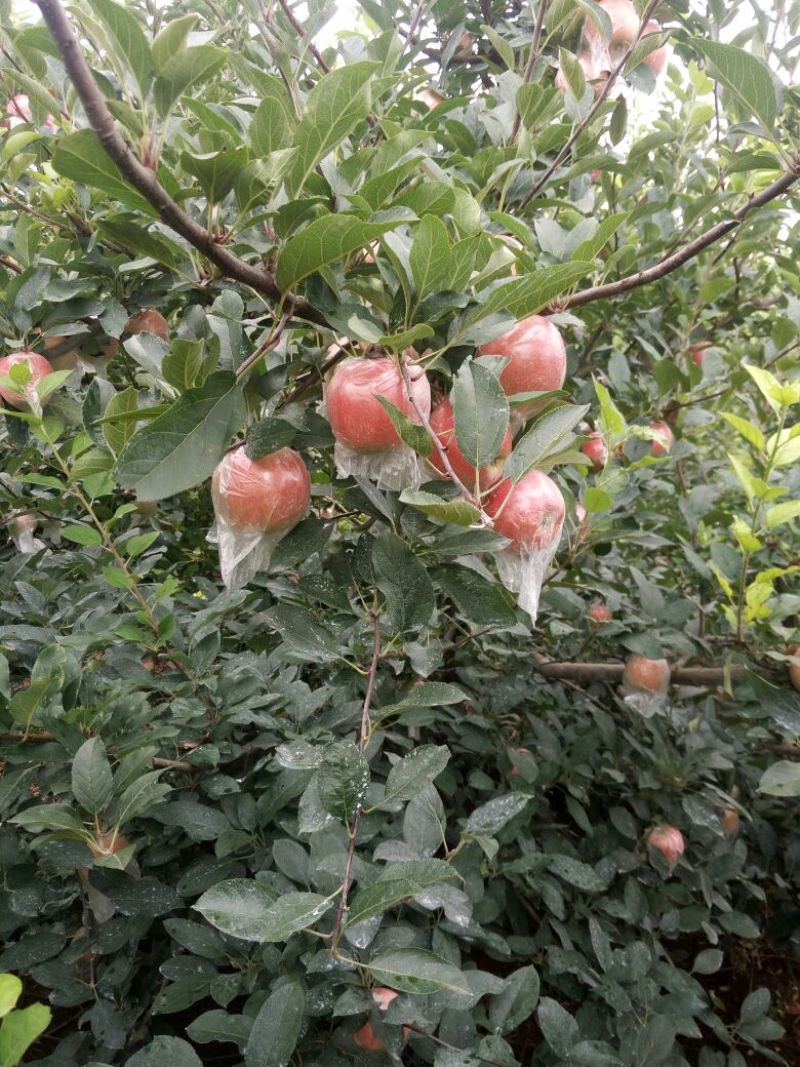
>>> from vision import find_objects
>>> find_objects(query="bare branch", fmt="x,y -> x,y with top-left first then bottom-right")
34,0 -> 327,327
561,170 -> 799,311
511,0 -> 548,142
275,0 -> 331,73
534,660 -> 749,685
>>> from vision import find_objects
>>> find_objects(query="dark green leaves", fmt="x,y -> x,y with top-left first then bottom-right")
384,745 -> 450,804
693,39 -> 777,133
368,949 -> 471,995
505,403 -> 589,483
452,358 -> 510,474
115,372 -> 244,501
372,532 -> 434,633
193,881 -> 334,943
472,262 -> 592,324
71,737 -> 113,815
319,742 -> 369,823
245,983 -> 304,1067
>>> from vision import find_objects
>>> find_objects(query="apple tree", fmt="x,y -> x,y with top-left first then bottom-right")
0,0 -> 799,1063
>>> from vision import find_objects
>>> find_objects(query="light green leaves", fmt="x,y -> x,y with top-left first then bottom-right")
505,403 -> 589,483
0,1000 -> 51,1067
692,40 -> 776,134
399,490 -> 482,527
471,262 -> 593,326
193,880 -> 334,942
384,745 -> 450,804
72,737 -> 114,815
288,62 -> 378,195
250,78 -> 295,156
115,372 -> 244,501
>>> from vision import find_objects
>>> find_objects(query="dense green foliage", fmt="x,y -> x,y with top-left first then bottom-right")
0,0 -> 799,1064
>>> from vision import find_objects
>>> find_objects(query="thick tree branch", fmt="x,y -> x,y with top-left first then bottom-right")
34,0 -> 327,327
560,169 -> 800,311
534,660 -> 749,685
275,0 -> 331,73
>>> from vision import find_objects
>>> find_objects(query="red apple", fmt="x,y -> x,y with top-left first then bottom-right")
789,646 -> 800,692
642,20 -> 670,75
623,655 -> 670,694
4,93 -> 57,132
485,470 -> 566,552
0,350 -> 54,409
688,342 -> 710,368
588,602 -> 612,624
428,399 -> 512,491
581,430 -> 608,470
583,0 -> 640,58
477,315 -> 566,417
372,988 -> 399,1011
647,825 -> 685,869
211,447 -> 310,533
326,355 -> 431,454
125,309 -> 169,341
354,1022 -> 386,1053
650,421 -> 674,457
722,808 -> 740,837
416,89 -> 443,111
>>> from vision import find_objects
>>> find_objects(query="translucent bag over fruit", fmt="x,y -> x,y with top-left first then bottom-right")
486,471 -> 566,625
621,656 -> 670,717
8,512 -> 44,555
323,355 -> 431,492
209,447 -> 310,590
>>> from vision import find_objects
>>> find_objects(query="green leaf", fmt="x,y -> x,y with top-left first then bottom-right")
375,396 -> 432,457
126,1037 -> 202,1067
115,371 -> 245,501
61,524 -> 103,547
52,130 -> 154,214
410,215 -> 453,300
264,604 -> 342,663
758,761 -> 800,797
489,966 -> 540,1036
9,802 -> 86,834
182,147 -> 249,204
288,61 -> 378,195
154,46 -> 227,118
384,745 -> 450,804
103,387 -> 140,457
692,949 -> 724,975
245,982 -> 304,1067
722,412 -> 765,451
537,997 -> 579,1058
276,214 -> 405,291
0,978 -> 21,1020
452,358 -> 510,473
766,500 -> 800,529
558,48 -> 586,99
505,404 -> 589,482
318,741 -> 369,823
481,23 -> 515,69
0,1003 -> 51,1067
471,262 -> 592,324
250,78 -> 295,156
85,0 -> 154,100
465,794 -> 530,835
186,1010 -> 250,1047
111,771 -> 171,825
71,737 -> 114,815
247,417 -> 297,458
372,531 -> 434,633
692,39 -> 776,133
346,861 -> 458,928
152,14 -> 197,72
399,490 -> 482,526
744,363 -> 785,414
367,949 -> 472,995
433,564 -> 516,626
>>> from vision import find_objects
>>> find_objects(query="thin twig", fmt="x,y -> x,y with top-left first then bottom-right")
534,660 -> 749,685
519,0 -> 662,207
34,0 -> 326,326
511,0 -> 548,142
0,733 -> 193,771
235,307 -> 292,381
331,612 -> 381,947
276,0 -> 331,72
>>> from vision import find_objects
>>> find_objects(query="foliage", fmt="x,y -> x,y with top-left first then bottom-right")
0,0 -> 799,1064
